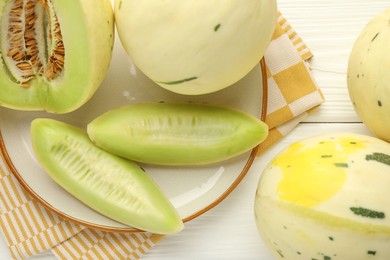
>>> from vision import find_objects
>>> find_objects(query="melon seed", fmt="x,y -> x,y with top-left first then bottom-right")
1,0 -> 65,87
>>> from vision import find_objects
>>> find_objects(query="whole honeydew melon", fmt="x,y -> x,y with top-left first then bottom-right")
114,0 -> 277,95
348,8 -> 390,142
255,133 -> 390,259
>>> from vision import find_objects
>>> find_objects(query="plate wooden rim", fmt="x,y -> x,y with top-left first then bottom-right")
0,58 -> 268,233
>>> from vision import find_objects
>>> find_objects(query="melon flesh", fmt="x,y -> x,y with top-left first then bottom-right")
31,118 -> 184,234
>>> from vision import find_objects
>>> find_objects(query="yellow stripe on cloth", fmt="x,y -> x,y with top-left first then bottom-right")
0,157 -> 84,259
52,230 -> 164,260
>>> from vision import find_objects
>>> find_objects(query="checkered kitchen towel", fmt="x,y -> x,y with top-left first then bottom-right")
257,12 -> 324,154
0,12 -> 323,260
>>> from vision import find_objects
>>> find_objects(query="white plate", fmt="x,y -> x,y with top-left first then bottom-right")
0,30 -> 267,232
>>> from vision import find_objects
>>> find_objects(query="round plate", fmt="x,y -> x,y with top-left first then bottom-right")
0,31 -> 268,232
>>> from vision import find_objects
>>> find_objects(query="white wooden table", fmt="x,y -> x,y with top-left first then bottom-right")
0,1 -> 388,259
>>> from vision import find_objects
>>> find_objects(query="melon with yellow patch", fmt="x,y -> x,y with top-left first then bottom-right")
255,133 -> 390,259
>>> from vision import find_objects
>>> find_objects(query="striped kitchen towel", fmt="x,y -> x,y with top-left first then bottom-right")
0,12 -> 323,260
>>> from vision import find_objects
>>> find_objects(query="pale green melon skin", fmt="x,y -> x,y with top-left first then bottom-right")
347,8 -> 390,142
31,118 -> 184,234
255,133 -> 390,259
114,0 -> 277,95
0,0 -> 114,113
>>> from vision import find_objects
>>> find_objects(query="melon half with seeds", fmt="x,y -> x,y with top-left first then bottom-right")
255,133 -> 390,259
0,0 -> 114,113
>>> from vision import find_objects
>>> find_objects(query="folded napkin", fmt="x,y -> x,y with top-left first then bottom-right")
257,12 -> 324,154
0,12 -> 323,260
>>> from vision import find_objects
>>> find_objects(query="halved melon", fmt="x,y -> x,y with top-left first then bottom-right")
0,0 -> 114,113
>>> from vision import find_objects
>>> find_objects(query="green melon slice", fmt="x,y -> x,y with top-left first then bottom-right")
87,102 -> 269,165
31,118 -> 183,234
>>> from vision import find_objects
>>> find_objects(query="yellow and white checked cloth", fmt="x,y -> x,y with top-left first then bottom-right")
0,12 -> 323,259
258,12 -> 324,154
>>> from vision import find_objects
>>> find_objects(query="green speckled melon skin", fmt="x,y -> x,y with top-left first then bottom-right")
255,133 -> 390,260
347,7 -> 390,142
114,0 -> 277,95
